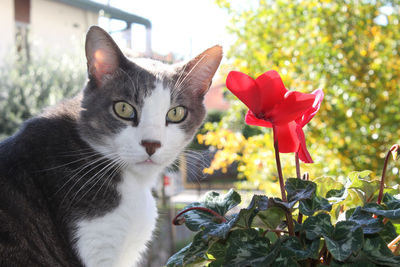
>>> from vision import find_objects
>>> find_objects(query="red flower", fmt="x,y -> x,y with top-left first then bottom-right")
295,89 -> 324,163
226,70 -> 317,154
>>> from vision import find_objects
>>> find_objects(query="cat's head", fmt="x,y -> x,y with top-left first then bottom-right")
78,26 -> 222,178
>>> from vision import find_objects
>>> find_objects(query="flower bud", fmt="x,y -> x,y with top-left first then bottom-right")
391,144 -> 399,161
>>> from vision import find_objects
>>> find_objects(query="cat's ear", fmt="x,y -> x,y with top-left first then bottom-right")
181,45 -> 223,96
85,26 -> 125,86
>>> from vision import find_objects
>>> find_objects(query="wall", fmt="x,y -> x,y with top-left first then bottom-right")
30,0 -> 98,55
0,0 -> 15,61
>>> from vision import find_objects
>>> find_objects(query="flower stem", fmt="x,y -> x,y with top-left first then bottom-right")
172,207 -> 226,225
377,145 -> 399,204
388,234 -> 400,252
295,152 -> 304,225
295,152 -> 301,179
273,126 -> 295,236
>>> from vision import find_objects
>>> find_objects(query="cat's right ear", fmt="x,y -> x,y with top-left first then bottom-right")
85,26 -> 125,87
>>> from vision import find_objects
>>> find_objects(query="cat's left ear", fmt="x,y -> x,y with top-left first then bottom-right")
85,26 -> 125,86
181,45 -> 223,96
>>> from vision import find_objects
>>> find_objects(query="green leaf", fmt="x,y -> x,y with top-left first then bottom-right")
234,195 -> 268,229
285,178 -> 316,207
325,221 -> 363,262
166,242 -> 191,267
362,203 -> 400,220
362,234 -> 400,266
207,241 -> 227,260
208,259 -> 224,267
379,221 -> 398,243
302,213 -> 334,240
181,189 -> 241,232
182,233 -> 210,265
256,206 -> 286,230
202,189 -> 242,216
313,176 -> 347,200
348,171 -> 374,182
348,171 -> 380,204
326,187 -> 349,204
223,228 -> 277,267
299,195 -> 332,216
383,193 -> 400,210
347,207 -> 384,234
201,215 -> 239,240
166,233 -> 209,267
271,251 -> 300,267
280,236 -> 320,261
329,260 -> 377,267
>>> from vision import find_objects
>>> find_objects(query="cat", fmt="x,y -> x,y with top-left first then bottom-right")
0,26 -> 222,267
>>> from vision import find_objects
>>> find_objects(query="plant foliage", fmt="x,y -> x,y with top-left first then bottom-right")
0,52 -> 86,139
167,171 -> 400,266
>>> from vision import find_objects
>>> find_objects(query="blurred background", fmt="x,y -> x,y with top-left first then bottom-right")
1,0 -> 400,266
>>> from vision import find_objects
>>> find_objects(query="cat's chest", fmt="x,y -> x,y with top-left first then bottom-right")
74,170 -> 158,267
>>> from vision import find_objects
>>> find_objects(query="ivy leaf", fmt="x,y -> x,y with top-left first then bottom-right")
299,195 -> 332,216
329,260 -> 377,267
347,207 -> 384,234
201,215 -> 239,240
383,193 -> 400,210
223,228 -> 277,267
280,236 -> 320,261
202,189 -> 242,216
285,178 -> 316,206
266,179 -> 317,210
256,206 -> 286,230
166,233 -> 208,267
207,240 -> 227,260
362,234 -> 400,266
313,176 -> 347,200
362,203 -> 400,220
326,186 -> 349,204
208,259 -> 224,267
234,195 -> 268,229
180,189 -> 241,232
271,250 -> 300,267
379,221 -> 398,243
166,242 -> 191,267
325,221 -> 363,262
302,213 -> 334,240
348,171 -> 380,204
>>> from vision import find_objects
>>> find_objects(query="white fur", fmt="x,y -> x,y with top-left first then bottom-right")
75,171 -> 157,267
75,83 -> 189,267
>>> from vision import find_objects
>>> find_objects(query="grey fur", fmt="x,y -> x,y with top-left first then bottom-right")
0,25 -> 222,266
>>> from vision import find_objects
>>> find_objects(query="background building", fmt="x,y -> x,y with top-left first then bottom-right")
0,0 -> 151,60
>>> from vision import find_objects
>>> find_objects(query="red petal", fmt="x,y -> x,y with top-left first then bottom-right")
274,121 -> 300,153
245,110 -> 273,128
255,70 -> 287,113
272,91 -> 316,125
296,125 -> 313,163
226,71 -> 261,114
297,89 -> 324,127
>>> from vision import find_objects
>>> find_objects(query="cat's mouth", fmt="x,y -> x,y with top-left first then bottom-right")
136,158 -> 158,165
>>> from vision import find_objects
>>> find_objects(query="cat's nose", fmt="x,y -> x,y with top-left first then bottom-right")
140,140 -> 161,156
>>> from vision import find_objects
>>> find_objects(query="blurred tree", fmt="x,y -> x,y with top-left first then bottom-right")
199,0 -> 400,192
0,53 -> 86,139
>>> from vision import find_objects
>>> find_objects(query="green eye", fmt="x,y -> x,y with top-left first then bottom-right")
113,101 -> 136,120
166,106 -> 187,123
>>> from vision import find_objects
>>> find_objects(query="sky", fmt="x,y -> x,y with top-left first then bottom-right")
93,0 -> 234,60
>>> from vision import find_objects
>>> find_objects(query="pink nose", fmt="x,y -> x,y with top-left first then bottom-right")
141,140 -> 161,156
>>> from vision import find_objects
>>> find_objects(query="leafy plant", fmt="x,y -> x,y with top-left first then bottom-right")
0,51 -> 86,139
166,68 -> 400,266
167,168 -> 400,266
